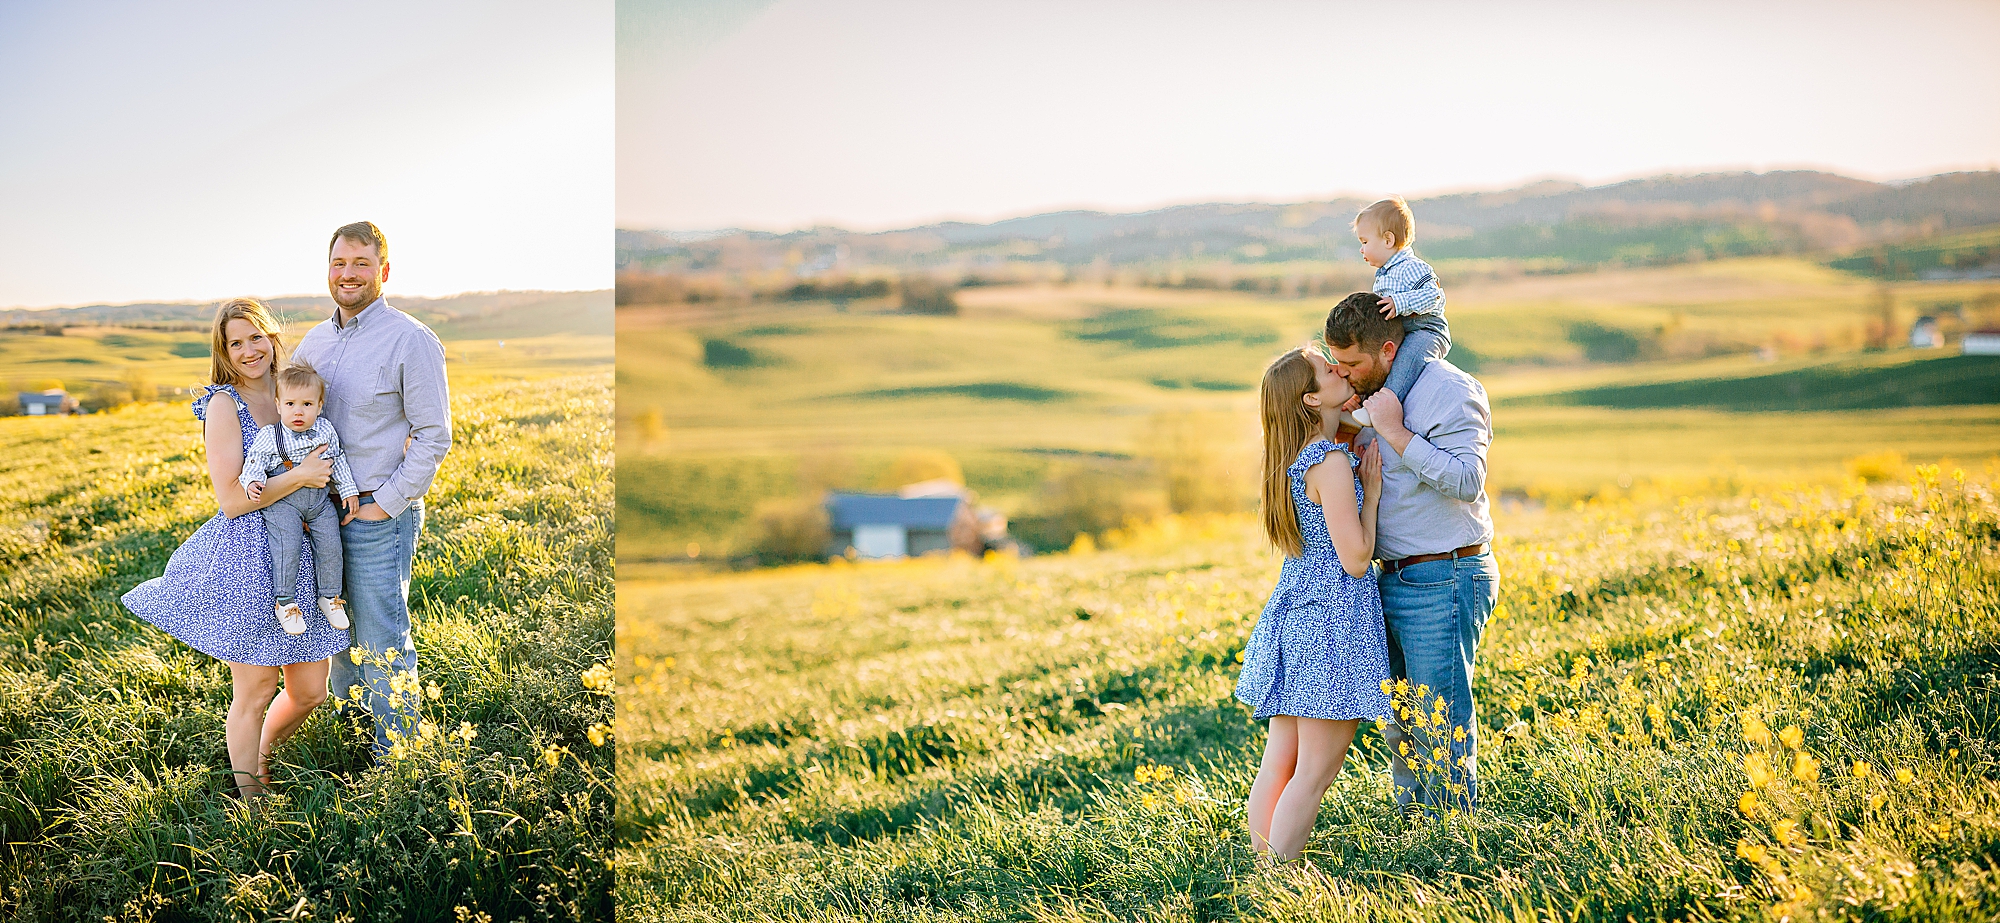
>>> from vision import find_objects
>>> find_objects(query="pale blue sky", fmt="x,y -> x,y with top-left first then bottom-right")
620,0 -> 2000,232
1,1 -> 611,309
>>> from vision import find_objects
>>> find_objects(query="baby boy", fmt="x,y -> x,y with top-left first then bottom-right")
1344,195 -> 1450,423
240,363 -> 359,634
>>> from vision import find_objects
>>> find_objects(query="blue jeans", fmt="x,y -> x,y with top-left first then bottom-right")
1384,314 -> 1451,402
1378,552 -> 1497,813
331,499 -> 423,755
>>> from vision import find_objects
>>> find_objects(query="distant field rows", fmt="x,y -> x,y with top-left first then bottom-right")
615,260 -> 2000,558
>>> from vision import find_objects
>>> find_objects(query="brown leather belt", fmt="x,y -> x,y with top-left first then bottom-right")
1378,543 -> 1488,573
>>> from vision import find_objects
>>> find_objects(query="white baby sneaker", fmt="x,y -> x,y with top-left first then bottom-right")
276,601 -> 307,635
1343,406 -> 1373,429
319,597 -> 350,631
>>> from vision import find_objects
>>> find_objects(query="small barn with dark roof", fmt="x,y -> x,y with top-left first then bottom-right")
18,390 -> 79,416
826,492 -> 980,559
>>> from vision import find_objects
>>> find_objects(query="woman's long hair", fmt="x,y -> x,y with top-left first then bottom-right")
208,298 -> 287,386
1259,348 -> 1322,558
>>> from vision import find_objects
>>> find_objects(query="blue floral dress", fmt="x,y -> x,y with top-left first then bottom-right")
1234,439 -> 1393,721
121,384 -> 351,666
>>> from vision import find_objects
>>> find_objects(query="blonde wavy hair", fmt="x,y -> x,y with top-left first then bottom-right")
208,298 -> 287,386
1259,348 -> 1323,558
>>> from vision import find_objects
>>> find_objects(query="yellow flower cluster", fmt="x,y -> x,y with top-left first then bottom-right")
1383,681 -> 1469,804
581,662 -> 615,696
1133,763 -> 1173,785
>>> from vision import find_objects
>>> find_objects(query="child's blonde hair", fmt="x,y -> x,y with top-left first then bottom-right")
1354,196 -> 1415,249
1259,348 -> 1322,559
275,362 -> 326,402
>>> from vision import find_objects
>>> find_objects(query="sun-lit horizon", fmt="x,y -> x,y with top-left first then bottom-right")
0,1 -> 612,310
620,0 -> 2000,234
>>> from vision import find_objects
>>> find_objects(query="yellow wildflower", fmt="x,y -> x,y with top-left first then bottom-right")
543,744 -> 568,767
1736,839 -> 1767,863
1738,791 -> 1759,816
1792,752 -> 1820,783
1381,679 -> 1394,695
1453,726 -> 1467,743
581,662 -> 615,695
348,684 -> 365,701
1852,761 -> 1872,779
1895,767 -> 1915,785
457,721 -> 479,742
1743,716 -> 1772,747
1773,817 -> 1801,846
1779,725 -> 1804,750
1745,752 -> 1776,788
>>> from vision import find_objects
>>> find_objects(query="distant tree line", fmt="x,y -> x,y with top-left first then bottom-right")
617,271 -> 961,315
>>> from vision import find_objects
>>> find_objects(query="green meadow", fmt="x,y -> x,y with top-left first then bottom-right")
0,324 -> 614,402
0,361 -> 614,919
617,256 -> 2000,562
618,460 -> 2000,922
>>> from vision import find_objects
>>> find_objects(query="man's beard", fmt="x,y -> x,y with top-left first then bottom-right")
1354,364 -> 1390,397
331,279 -> 379,309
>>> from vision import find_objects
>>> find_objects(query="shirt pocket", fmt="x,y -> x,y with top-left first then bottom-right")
366,366 -> 401,413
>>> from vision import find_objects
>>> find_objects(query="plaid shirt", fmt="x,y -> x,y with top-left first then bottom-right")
1373,248 -> 1445,318
239,417 -> 360,498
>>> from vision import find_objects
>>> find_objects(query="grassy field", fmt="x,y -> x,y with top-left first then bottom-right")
616,257 -> 2000,561
0,367 -> 614,920
617,465 -> 2000,921
0,324 -> 613,399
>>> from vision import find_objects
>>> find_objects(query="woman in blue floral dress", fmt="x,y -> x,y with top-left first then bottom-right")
1235,347 -> 1388,862
122,298 -> 349,798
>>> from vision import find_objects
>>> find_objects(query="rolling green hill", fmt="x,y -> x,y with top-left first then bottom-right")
616,260 -> 2000,563
619,170 -> 2000,283
1510,353 -> 2000,412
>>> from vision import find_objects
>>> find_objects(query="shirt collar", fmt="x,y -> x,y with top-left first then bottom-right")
1380,248 -> 1414,272
332,296 -> 388,330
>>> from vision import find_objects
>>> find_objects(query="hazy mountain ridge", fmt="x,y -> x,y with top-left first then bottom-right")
1,290 -> 614,338
620,170 -> 2000,279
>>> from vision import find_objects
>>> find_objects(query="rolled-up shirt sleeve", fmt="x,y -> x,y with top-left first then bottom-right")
376,331 -> 452,517
1397,391 -> 1489,503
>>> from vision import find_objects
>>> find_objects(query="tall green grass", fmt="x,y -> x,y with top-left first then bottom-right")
0,372 -> 613,921
618,467 -> 2000,921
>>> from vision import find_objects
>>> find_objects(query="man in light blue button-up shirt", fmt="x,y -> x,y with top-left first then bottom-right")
1320,291 -> 1497,815
292,221 -> 452,756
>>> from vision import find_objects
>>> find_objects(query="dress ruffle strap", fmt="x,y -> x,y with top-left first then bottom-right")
192,384 -> 245,422
1287,439 -> 1354,480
